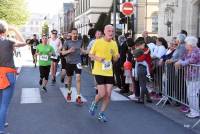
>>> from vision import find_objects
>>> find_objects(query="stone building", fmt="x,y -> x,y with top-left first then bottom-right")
158,0 -> 200,40
74,0 -> 112,34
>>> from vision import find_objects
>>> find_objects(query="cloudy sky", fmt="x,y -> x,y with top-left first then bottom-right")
27,0 -> 74,15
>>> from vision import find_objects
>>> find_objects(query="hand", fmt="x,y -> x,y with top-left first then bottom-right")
158,59 -> 163,66
166,59 -> 173,64
174,62 -> 181,69
110,49 -> 115,56
68,47 -> 75,53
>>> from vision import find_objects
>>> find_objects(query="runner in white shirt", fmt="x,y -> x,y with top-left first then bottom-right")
49,30 -> 62,83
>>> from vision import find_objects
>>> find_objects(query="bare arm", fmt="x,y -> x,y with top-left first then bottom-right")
8,26 -> 26,47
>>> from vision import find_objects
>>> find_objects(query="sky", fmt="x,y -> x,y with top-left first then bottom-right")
27,0 -> 74,15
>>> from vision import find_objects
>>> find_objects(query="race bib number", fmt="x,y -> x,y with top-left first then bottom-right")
76,63 -> 83,69
40,55 -> 48,61
51,55 -> 58,60
102,61 -> 112,71
33,45 -> 37,49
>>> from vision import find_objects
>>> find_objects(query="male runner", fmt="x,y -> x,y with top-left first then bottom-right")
89,25 -> 119,122
61,28 -> 83,104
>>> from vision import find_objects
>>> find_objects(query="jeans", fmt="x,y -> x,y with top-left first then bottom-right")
0,73 -> 16,132
135,61 -> 150,79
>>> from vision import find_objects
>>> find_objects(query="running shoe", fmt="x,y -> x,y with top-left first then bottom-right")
179,106 -> 190,113
42,86 -> 47,92
4,122 -> 8,127
89,102 -> 97,116
76,96 -> 83,105
98,112 -> 108,122
66,92 -> 72,101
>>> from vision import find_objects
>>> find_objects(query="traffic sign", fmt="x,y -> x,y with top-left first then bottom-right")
121,2 -> 134,16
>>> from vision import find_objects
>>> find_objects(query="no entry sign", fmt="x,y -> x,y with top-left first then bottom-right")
121,2 -> 134,16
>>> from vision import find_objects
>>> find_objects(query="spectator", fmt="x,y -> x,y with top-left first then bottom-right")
152,37 -> 168,59
134,37 -> 152,104
81,35 -> 89,66
166,34 -> 186,64
159,37 -> 177,65
180,30 -> 188,37
88,23 -> 95,40
175,36 -> 200,118
146,36 -> 156,57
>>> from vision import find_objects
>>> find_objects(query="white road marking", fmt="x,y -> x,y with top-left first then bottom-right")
111,89 -> 130,101
21,88 -> 42,104
60,87 -> 87,102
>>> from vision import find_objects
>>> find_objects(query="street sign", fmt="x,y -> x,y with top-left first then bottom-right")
121,2 -> 134,16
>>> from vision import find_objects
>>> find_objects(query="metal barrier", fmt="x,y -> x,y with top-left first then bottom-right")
152,63 -> 200,128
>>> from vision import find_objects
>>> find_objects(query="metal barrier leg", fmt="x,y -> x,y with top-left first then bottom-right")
156,96 -> 167,106
192,119 -> 200,128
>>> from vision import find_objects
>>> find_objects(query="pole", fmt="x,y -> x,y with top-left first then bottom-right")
127,16 -> 129,33
113,0 -> 117,39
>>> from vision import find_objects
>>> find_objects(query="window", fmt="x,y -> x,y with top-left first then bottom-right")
152,14 -> 158,33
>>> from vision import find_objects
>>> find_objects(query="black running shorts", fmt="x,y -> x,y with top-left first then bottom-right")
65,63 -> 82,76
39,65 -> 51,80
95,75 -> 114,85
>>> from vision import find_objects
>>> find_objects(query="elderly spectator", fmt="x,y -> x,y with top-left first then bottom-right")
159,37 -> 177,65
175,36 -> 200,118
166,34 -> 186,64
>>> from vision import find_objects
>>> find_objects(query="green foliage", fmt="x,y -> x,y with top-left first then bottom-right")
0,0 -> 29,25
42,22 -> 49,35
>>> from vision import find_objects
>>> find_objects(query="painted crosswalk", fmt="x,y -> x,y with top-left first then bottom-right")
21,88 -> 42,104
60,87 -> 87,102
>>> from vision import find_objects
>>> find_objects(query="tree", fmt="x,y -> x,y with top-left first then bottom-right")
94,13 -> 108,31
42,22 -> 49,35
0,0 -> 29,25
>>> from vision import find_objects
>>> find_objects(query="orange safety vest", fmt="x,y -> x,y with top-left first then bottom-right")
0,67 -> 16,90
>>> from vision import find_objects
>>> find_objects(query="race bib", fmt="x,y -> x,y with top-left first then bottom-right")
40,55 -> 48,61
51,55 -> 58,60
33,45 -> 37,49
102,61 -> 112,71
76,63 -> 83,69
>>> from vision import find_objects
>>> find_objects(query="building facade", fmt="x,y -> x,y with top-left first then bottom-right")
20,13 -> 44,39
158,0 -> 200,40
74,0 -> 112,34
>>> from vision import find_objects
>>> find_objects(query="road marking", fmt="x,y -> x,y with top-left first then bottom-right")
111,89 -> 130,101
60,87 -> 87,102
21,88 -> 42,104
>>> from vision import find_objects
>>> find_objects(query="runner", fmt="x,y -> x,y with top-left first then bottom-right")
0,20 -> 27,134
87,30 -> 103,94
89,25 -> 119,122
49,30 -> 62,83
60,28 -> 83,105
60,32 -> 71,89
29,34 -> 39,68
35,34 -> 55,92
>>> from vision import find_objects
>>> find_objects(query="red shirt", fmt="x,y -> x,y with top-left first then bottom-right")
136,48 -> 152,72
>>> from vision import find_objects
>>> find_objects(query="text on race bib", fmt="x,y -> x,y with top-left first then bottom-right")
40,55 -> 48,61
102,61 -> 112,71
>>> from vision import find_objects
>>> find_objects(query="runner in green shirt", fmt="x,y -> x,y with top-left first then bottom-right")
35,34 -> 54,92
